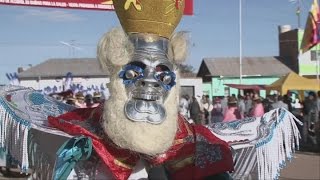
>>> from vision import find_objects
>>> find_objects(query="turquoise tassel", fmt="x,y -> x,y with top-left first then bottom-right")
53,136 -> 92,180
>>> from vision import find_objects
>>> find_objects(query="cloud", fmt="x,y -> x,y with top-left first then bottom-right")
17,9 -> 86,22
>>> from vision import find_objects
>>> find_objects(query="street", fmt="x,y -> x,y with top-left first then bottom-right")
280,151 -> 320,180
0,151 -> 319,179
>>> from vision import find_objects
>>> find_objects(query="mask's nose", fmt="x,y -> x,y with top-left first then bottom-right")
136,68 -> 160,88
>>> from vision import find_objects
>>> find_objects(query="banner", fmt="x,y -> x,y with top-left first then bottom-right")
0,0 -> 193,15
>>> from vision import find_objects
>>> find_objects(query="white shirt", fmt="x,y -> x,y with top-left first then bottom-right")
179,98 -> 189,117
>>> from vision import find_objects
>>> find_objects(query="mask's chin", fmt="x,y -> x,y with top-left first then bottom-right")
124,88 -> 167,124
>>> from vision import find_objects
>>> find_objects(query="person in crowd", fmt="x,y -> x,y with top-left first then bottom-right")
93,92 -> 102,103
202,95 -> 213,125
220,96 -> 228,116
179,94 -> 190,119
55,94 -> 63,102
189,96 -> 201,125
283,94 -> 293,112
303,91 -> 318,137
93,91 -> 102,107
75,92 -> 87,108
303,91 -> 317,115
237,94 -> 246,118
250,94 -> 265,117
197,95 -> 205,124
262,94 -> 274,112
292,98 -> 304,119
292,98 -> 303,111
244,93 -> 252,117
65,95 -> 76,106
271,95 -> 288,110
85,94 -> 94,108
50,94 -> 63,102
211,97 -> 224,123
223,96 -> 243,122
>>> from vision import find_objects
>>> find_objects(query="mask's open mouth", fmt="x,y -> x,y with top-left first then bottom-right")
124,99 -> 166,124
132,90 -> 162,101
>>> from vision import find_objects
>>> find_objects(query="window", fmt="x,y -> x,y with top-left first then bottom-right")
224,87 -> 230,97
310,50 -> 320,61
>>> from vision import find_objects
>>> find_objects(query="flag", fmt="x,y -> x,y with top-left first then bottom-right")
64,72 -> 73,90
5,73 -> 11,81
301,0 -> 320,53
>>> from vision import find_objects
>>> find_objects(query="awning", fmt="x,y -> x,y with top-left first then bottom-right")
265,72 -> 320,95
224,84 -> 266,90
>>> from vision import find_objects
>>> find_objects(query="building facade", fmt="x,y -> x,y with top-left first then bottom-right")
197,57 -> 292,98
18,58 -> 110,95
197,25 -> 320,99
278,25 -> 320,77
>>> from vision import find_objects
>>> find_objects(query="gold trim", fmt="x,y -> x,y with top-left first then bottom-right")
124,0 -> 142,11
114,157 -> 134,169
168,156 -> 194,171
174,138 -> 184,145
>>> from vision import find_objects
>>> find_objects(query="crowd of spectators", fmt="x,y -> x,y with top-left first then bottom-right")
49,90 -> 105,108
179,91 -> 320,151
180,93 -> 266,124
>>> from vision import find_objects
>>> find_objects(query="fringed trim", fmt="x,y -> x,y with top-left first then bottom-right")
0,97 -> 31,173
256,108 -> 302,180
28,134 -> 54,180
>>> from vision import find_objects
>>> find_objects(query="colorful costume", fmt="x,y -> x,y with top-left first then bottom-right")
0,1 -> 302,180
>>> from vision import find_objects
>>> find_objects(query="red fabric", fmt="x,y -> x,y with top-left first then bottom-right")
48,106 -> 139,180
0,0 -> 193,15
184,0 -> 194,15
192,125 -> 234,179
48,105 -> 233,180
150,116 -> 234,180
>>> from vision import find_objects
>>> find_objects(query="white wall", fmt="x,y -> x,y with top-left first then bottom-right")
180,78 -> 203,97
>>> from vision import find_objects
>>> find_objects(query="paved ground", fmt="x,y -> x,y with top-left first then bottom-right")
0,151 -> 319,179
280,151 -> 320,180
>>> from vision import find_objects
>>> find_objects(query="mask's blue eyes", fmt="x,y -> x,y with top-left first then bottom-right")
119,65 -> 144,85
125,70 -> 138,79
154,71 -> 176,91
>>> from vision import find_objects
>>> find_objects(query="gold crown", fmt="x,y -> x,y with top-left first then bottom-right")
113,0 -> 185,38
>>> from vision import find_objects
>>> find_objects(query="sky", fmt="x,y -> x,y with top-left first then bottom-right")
0,0 -> 315,84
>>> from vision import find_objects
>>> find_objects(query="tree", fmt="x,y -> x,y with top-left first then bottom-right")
178,64 -> 196,74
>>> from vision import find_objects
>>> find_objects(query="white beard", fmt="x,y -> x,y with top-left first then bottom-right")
102,67 -> 179,156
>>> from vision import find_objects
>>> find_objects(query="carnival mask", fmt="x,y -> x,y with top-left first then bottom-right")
118,34 -> 177,124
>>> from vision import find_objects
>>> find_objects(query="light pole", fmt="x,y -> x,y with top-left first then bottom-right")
297,0 -> 302,29
239,0 -> 243,84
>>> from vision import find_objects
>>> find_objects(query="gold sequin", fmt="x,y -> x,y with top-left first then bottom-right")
124,0 -> 142,11
113,0 -> 185,38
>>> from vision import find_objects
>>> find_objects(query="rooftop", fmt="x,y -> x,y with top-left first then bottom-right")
18,58 -> 109,78
197,56 -> 292,77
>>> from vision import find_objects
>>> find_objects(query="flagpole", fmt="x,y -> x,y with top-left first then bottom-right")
297,0 -> 301,29
239,0 -> 243,85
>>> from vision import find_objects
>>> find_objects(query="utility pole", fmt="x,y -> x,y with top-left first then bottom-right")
297,0 -> 301,29
239,0 -> 243,84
